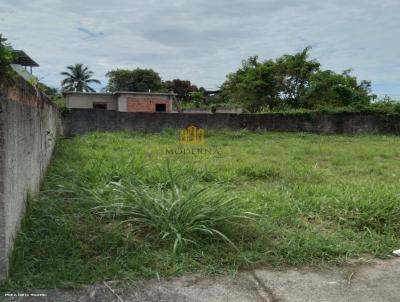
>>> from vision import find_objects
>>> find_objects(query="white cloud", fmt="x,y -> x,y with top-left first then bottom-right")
1,0 -> 399,95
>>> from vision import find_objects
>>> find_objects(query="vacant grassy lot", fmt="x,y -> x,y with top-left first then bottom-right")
3,130 -> 400,290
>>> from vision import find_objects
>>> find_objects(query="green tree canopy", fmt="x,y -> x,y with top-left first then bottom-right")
0,34 -> 15,79
275,46 -> 320,107
60,64 -> 101,92
221,56 -> 282,112
106,68 -> 162,92
221,47 -> 373,112
303,69 -> 372,108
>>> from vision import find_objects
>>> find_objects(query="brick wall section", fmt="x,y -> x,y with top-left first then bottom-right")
126,95 -> 172,113
0,77 -> 59,284
62,109 -> 400,136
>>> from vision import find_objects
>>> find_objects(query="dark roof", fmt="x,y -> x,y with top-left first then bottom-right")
204,90 -> 221,95
12,50 -> 39,67
62,92 -> 113,96
115,91 -> 176,96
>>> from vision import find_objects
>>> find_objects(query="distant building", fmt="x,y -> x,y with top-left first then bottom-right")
63,91 -> 175,113
11,50 -> 39,81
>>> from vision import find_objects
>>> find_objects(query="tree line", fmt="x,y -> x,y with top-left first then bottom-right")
59,47 -> 378,112
1,33 -> 394,113
220,47 -> 375,112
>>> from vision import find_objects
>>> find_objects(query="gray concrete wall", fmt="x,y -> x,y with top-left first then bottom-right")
0,77 -> 59,284
63,109 -> 400,136
180,107 -> 243,114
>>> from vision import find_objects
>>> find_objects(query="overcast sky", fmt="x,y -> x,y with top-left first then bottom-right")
1,0 -> 399,97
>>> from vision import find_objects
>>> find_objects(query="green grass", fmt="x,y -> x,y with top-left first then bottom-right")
2,130 -> 400,290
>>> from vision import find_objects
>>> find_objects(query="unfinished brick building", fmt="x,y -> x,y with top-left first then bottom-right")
64,91 -> 175,113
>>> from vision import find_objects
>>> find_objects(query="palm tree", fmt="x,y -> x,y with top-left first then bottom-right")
60,64 -> 101,92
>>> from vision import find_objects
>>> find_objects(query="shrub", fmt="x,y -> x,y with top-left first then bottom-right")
0,34 -> 14,79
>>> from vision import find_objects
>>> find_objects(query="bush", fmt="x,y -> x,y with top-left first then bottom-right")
0,34 -> 14,79
91,166 -> 256,253
367,101 -> 400,116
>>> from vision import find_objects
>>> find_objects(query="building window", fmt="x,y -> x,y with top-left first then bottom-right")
93,103 -> 107,110
155,104 -> 166,112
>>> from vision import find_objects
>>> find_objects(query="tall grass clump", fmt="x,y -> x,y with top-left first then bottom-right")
91,165 -> 256,253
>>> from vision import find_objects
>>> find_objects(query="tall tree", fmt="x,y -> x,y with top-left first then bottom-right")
163,79 -> 198,102
60,64 -> 100,92
221,56 -> 281,112
275,46 -> 320,107
106,68 -> 162,92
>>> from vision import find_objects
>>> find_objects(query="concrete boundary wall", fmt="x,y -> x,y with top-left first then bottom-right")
63,109 -> 400,136
0,76 -> 59,283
